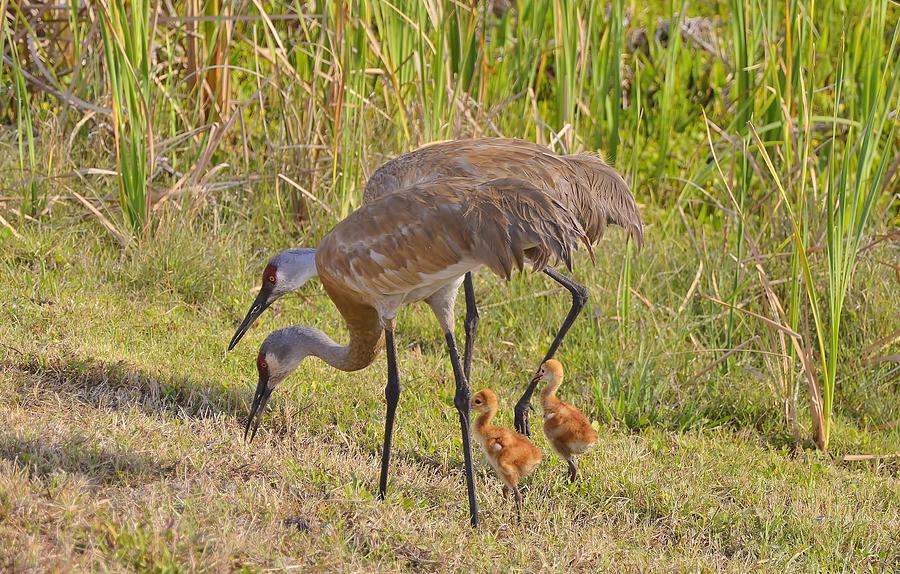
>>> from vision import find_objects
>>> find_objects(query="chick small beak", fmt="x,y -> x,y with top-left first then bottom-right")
530,372 -> 542,385
244,373 -> 273,443
229,286 -> 274,351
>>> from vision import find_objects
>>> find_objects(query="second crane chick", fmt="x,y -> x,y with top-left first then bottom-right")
534,359 -> 598,482
471,389 -> 542,520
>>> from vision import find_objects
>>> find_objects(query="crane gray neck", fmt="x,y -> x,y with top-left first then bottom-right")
263,325 -> 352,383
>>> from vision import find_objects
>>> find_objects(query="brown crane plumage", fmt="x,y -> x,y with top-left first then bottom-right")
230,138 -> 643,437
364,138 -> 643,248
318,177 -> 590,295
244,177 -> 589,527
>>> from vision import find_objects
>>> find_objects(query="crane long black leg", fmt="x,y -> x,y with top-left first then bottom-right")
378,328 -> 401,500
445,330 -> 480,527
514,266 -> 589,436
462,272 -> 479,381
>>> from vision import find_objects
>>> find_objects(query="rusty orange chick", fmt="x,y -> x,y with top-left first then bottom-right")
534,359 -> 598,482
470,389 -> 542,520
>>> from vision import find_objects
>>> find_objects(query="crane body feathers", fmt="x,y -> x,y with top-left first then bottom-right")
365,137 -> 643,248
317,177 -> 589,314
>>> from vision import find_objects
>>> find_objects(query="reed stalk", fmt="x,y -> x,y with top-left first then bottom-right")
99,0 -> 153,234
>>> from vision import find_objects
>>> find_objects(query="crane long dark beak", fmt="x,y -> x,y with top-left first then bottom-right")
244,373 -> 273,443
229,286 -> 274,351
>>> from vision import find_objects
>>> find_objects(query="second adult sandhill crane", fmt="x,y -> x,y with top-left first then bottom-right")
229,138 -> 643,436
243,177 -> 589,527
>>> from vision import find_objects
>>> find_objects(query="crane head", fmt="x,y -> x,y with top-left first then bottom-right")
244,327 -> 311,442
228,248 -> 317,351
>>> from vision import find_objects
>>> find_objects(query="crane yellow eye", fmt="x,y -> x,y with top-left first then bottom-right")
262,263 -> 278,285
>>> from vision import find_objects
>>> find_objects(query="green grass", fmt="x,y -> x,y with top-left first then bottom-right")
1,212 -> 897,572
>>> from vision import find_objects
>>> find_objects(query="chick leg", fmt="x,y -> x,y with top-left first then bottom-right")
567,459 -> 578,483
513,486 -> 523,523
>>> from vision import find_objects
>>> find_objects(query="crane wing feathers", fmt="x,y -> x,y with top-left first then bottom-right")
363,138 -> 643,249
565,155 -> 644,248
318,178 -> 588,295
462,178 -> 589,278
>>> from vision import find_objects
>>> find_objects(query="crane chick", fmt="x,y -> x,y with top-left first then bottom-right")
534,359 -> 598,482
470,389 -> 542,520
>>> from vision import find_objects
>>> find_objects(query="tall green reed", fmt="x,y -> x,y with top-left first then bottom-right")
618,58 -> 643,348
751,14 -> 898,450
723,0 -> 753,367
3,9 -> 40,219
588,0 -> 623,160
99,0 -> 153,235
551,0 -> 578,148
333,1 -> 370,217
654,3 -> 685,177
7,30 -> 39,219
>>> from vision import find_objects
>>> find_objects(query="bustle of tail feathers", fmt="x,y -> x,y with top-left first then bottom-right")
366,139 -> 644,250
464,178 -> 592,280
564,154 -> 644,250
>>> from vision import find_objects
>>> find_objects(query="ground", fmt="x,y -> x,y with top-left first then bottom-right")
1,215 -> 897,573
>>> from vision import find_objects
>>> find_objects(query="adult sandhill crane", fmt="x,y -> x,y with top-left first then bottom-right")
244,177 -> 589,527
229,138 -> 643,435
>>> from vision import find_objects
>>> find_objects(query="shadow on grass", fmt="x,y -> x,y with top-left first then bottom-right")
0,434 -> 172,485
5,353 -> 249,423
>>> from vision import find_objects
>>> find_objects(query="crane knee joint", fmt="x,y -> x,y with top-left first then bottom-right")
573,286 -> 589,308
453,388 -> 471,413
385,381 -> 401,403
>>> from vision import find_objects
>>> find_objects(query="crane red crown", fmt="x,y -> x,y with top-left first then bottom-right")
262,264 -> 277,284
